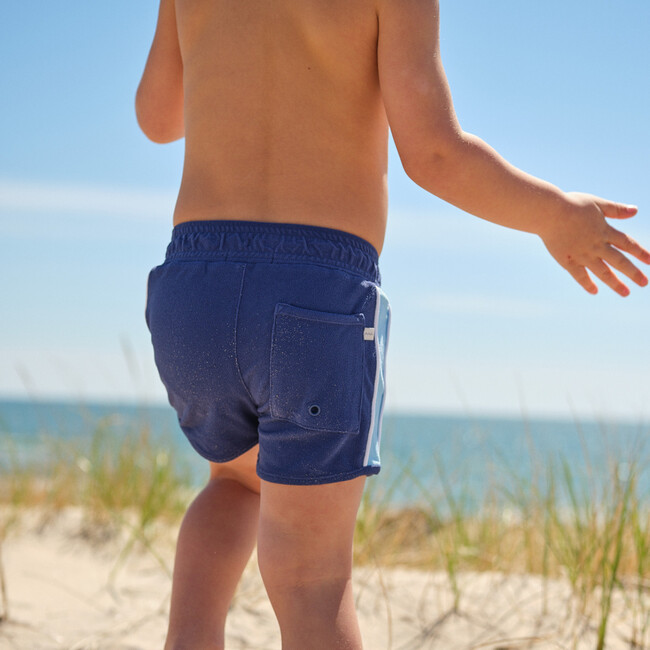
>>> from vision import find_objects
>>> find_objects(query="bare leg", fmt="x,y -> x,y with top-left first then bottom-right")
164,446 -> 260,650
257,476 -> 366,650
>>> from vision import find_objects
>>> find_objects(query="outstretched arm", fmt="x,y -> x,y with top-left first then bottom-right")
136,0 -> 184,143
377,0 -> 650,296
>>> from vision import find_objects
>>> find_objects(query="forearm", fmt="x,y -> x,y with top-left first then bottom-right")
406,130 -> 649,295
408,131 -> 568,238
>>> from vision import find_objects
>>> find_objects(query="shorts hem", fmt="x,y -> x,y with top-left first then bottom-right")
185,437 -> 259,465
256,465 -> 380,486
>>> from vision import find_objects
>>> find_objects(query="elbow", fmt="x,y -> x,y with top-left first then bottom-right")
401,150 -> 445,190
135,108 -> 184,144
137,123 -> 177,145
135,88 -> 184,144
138,124 -> 183,145
400,130 -> 466,193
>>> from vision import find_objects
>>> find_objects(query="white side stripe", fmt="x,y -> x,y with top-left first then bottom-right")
363,286 -> 390,467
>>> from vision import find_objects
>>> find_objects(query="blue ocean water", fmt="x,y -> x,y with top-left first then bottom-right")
1,399 -> 648,508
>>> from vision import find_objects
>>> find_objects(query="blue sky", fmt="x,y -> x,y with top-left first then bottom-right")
1,1 -> 649,420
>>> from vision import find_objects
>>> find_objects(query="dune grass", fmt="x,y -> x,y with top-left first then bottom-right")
1,412 -> 650,647
353,425 -> 650,648
0,415 -> 191,591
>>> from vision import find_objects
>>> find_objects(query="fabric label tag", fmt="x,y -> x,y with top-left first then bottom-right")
363,327 -> 375,341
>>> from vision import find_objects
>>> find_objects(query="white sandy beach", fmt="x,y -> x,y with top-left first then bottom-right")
0,511 -> 645,650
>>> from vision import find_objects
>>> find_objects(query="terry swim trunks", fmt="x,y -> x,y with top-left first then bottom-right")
145,221 -> 390,485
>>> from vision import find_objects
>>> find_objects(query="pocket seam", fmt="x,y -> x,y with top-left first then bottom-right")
274,302 -> 365,326
270,303 -> 365,434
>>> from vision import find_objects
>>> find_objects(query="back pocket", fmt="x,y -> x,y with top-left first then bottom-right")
270,303 -> 365,433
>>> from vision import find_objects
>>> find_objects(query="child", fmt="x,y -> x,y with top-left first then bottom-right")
136,1 -> 650,648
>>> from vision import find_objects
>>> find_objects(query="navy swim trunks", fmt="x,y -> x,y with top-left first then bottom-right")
145,220 -> 390,485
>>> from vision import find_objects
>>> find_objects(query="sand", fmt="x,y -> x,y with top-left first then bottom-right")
0,511 -> 646,650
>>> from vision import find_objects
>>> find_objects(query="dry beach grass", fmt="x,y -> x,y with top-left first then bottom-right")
1,414 -> 650,648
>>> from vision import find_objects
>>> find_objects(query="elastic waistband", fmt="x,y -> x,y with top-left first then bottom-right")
165,220 -> 380,282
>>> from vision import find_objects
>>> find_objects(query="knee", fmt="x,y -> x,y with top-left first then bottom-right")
257,528 -> 352,592
257,544 -> 359,648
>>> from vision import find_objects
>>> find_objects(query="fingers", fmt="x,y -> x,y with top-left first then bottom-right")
590,224 -> 650,295
603,244 -> 649,288
567,252 -> 648,297
553,193 -> 648,295
565,259 -> 629,297
608,227 -> 650,266
595,198 -> 638,220
565,264 -> 598,295
571,251 -> 647,297
565,245 -> 648,297
589,259 -> 630,297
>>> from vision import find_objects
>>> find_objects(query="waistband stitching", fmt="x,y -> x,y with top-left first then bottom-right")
164,251 -> 378,280
171,222 -> 378,258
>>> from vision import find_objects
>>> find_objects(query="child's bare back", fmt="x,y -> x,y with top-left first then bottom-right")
142,0 -> 389,251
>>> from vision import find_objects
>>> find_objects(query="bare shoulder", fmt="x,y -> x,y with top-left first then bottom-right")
376,0 -> 441,72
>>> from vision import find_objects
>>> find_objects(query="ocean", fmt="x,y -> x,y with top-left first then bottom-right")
1,399 -> 648,507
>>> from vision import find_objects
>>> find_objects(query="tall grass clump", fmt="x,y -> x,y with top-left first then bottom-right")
353,418 -> 650,646
80,417 -> 190,524
0,412 -> 194,585
77,416 -> 193,578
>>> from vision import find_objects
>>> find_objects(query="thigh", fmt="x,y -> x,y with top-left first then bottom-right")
256,477 -> 366,649
257,476 -> 366,577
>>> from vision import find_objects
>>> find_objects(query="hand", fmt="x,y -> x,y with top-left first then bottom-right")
539,192 -> 650,296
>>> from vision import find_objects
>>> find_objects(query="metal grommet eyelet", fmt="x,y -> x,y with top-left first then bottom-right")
308,404 -> 321,417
